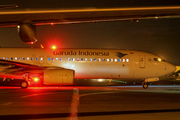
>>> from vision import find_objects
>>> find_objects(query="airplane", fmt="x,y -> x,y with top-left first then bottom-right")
0,5 -> 177,89
1,5 -> 180,44
0,47 -> 176,89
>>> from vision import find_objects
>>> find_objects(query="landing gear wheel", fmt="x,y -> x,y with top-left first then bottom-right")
142,82 -> 148,89
20,81 -> 29,89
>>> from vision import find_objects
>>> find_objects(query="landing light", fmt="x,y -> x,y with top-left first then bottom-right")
33,77 -> 40,82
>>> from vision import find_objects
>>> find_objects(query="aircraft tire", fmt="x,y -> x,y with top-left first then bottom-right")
142,82 -> 148,89
20,81 -> 29,89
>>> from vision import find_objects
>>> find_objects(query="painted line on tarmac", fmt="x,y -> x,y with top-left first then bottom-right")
69,88 -> 79,120
80,91 -> 115,97
1,102 -> 13,106
20,92 -> 54,98
123,90 -> 180,94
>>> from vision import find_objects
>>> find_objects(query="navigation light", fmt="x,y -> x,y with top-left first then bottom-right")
51,45 -> 56,50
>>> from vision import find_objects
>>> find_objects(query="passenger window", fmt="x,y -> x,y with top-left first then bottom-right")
115,59 -> 117,62
85,58 -> 87,61
7,57 -> 9,60
102,58 -> 105,61
118,59 -> 121,62
27,57 -> 29,61
98,58 -> 101,62
59,58 -> 62,61
56,58 -> 58,61
126,59 -> 129,62
107,59 -> 109,62
90,58 -> 92,61
31,58 -> 33,61
23,57 -> 25,60
40,57 -> 43,61
123,59 -> 125,62
36,58 -> 38,61
52,58 -> 54,61
11,57 -> 13,60
94,58 -> 96,61
48,58 -> 51,61
81,58 -> 83,61
77,58 -> 79,61
111,59 -> 113,62
19,57 -> 21,60
68,58 -> 70,61
72,58 -> 75,61
15,57 -> 17,60
2,57 -> 5,60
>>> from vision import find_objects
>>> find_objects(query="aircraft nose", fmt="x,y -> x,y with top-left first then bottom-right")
168,63 -> 176,73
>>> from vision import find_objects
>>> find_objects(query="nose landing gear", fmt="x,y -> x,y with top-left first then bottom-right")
142,81 -> 148,89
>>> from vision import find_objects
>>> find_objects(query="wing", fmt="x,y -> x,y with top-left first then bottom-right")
0,59 -> 62,76
0,6 -> 180,27
1,6 -> 180,44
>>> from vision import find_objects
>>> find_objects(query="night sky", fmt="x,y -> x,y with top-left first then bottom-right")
0,0 -> 180,65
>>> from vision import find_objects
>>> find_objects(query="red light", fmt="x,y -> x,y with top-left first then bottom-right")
51,45 -> 56,50
30,42 -> 34,44
51,23 -> 54,25
33,77 -> 39,82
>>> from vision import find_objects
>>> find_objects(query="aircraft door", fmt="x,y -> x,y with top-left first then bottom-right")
139,55 -> 146,68
46,56 -> 52,64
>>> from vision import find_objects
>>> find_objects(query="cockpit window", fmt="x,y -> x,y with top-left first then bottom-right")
154,58 -> 165,62
162,59 -> 166,62
154,58 -> 158,61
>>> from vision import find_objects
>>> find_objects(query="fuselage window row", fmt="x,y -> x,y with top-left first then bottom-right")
67,58 -> 130,62
2,57 -> 130,63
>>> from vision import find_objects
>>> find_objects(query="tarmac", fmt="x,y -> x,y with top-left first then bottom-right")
0,85 -> 180,120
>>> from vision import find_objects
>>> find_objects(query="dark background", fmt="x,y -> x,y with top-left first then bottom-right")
0,0 -> 180,65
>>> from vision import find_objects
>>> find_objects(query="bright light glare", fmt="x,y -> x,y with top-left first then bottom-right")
158,58 -> 162,62
51,45 -> 56,50
33,77 -> 39,82
98,79 -> 103,82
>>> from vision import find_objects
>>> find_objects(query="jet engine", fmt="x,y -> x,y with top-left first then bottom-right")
17,23 -> 37,44
145,77 -> 159,82
20,69 -> 75,89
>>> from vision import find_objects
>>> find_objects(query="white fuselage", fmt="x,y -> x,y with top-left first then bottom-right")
0,48 -> 176,80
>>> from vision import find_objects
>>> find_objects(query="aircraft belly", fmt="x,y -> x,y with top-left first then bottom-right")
73,63 -> 108,79
73,63 -> 133,79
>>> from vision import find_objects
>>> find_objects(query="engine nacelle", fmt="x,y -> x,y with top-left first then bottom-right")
145,77 -> 159,82
43,69 -> 74,85
17,23 -> 37,44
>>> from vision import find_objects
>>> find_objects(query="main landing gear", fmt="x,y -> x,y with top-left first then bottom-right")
142,80 -> 148,89
20,73 -> 29,89
20,80 -> 29,89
